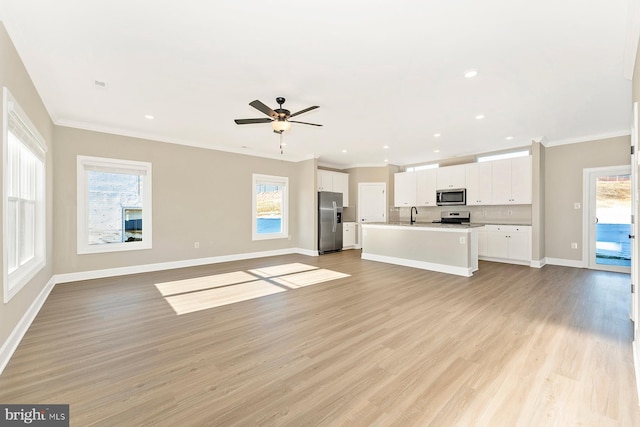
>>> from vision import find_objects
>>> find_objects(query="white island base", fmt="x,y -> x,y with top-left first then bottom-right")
360,223 -> 480,277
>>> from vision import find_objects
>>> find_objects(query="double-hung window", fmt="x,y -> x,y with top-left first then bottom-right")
3,87 -> 47,302
252,174 -> 288,240
77,156 -> 152,254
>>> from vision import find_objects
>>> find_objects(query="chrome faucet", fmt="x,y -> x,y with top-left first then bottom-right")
410,206 -> 418,224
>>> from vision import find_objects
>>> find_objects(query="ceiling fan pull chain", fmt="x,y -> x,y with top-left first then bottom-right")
280,132 -> 284,154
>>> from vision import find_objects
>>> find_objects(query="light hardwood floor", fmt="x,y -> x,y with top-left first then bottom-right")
1,250 -> 639,426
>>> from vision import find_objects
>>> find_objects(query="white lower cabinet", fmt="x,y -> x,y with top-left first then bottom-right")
483,225 -> 531,264
343,222 -> 356,249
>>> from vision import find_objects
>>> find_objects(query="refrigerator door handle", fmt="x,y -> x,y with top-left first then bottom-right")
332,201 -> 337,232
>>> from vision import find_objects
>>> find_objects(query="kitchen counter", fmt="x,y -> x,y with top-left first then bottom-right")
360,222 -> 479,277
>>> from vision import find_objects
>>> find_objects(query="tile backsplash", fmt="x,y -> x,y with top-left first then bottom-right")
395,205 -> 532,225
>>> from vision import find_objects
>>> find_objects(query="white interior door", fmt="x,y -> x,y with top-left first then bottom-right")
358,183 -> 386,223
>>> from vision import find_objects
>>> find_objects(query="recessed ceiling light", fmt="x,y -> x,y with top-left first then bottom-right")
505,136 -> 514,140
434,149 -> 440,153
281,142 -> 287,146
475,114 -> 485,120
433,133 -> 441,137
144,114 -> 154,120
342,149 -> 347,153
384,159 -> 389,163
464,69 -> 478,78
383,145 -> 389,149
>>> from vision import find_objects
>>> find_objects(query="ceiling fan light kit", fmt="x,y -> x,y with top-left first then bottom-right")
235,96 -> 321,135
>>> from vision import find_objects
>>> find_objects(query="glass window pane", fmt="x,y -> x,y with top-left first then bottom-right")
256,182 -> 283,235
87,171 -> 144,245
7,199 -> 18,273
20,201 -> 35,265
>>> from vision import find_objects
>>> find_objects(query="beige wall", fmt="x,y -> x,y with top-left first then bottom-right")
531,141 -> 545,262
545,136 -> 630,261
53,126 -> 316,274
0,23 -> 55,350
342,166 -> 397,222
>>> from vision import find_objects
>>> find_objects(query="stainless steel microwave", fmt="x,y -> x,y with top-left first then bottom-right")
436,188 -> 466,206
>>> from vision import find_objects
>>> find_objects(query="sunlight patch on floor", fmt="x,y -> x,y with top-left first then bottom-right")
154,271 -> 257,296
154,263 -> 350,315
164,280 -> 286,315
271,269 -> 350,289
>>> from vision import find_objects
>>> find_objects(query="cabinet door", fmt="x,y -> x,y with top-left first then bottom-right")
415,169 -> 437,206
477,227 -> 488,256
486,228 -> 509,258
466,162 -> 492,205
332,172 -> 350,207
343,222 -> 356,248
507,227 -> 531,261
394,172 -> 417,207
437,164 -> 466,189
491,159 -> 512,205
317,170 -> 332,192
510,156 -> 532,204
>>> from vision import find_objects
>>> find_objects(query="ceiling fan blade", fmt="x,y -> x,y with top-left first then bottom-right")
289,105 -> 319,118
289,120 -> 323,127
234,118 -> 273,125
249,100 -> 278,118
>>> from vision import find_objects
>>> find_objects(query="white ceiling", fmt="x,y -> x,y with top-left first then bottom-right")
0,1 -> 634,168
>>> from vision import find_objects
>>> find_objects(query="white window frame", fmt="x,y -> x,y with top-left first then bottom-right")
3,87 -> 47,303
252,174 -> 289,241
77,155 -> 152,254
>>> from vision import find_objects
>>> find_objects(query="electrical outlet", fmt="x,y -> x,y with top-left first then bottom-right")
459,236 -> 466,244
194,242 -> 200,249
574,202 -> 581,209
571,242 -> 578,249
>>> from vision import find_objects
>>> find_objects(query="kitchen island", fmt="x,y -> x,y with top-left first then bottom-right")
360,222 -> 483,277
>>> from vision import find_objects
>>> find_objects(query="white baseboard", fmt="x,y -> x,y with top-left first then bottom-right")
530,258 -> 547,268
0,276 -> 56,375
634,340 -> 640,406
55,247 -> 316,284
361,253 -> 473,277
1,247 -> 317,375
545,257 -> 585,268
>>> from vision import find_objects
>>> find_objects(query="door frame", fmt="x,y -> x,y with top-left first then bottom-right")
357,182 -> 387,248
582,165 -> 632,273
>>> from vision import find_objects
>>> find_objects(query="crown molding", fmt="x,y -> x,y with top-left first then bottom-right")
543,129 -> 632,147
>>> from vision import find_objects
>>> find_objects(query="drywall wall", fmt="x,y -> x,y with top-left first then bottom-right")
53,126 -> 316,275
545,135 -> 630,262
0,22 -> 55,355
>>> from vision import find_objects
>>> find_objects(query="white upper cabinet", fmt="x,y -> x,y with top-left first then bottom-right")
465,162 -> 493,205
317,170 -> 350,207
491,156 -> 532,205
415,168 -> 438,206
436,164 -> 466,189
394,172 -> 417,207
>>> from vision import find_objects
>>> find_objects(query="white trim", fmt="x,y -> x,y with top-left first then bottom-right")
55,120 -> 317,164
543,130 -> 632,148
361,253 -> 474,277
545,257 -> 585,268
55,248 -> 313,284
624,0 -> 640,80
634,340 -> 640,406
530,258 -> 546,268
77,155 -> 152,254
478,256 -> 531,266
0,276 -> 55,375
252,174 -> 289,241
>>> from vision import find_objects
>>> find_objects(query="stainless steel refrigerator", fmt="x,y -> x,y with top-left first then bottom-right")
318,191 -> 343,254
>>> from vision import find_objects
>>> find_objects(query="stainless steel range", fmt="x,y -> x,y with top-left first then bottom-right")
436,211 -> 471,224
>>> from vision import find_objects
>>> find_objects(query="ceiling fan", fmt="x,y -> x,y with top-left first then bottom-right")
234,97 -> 322,134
